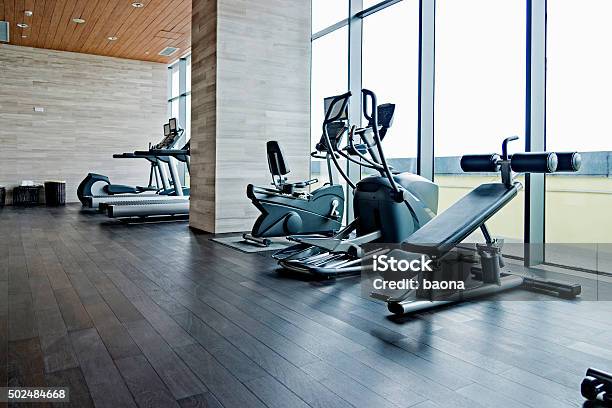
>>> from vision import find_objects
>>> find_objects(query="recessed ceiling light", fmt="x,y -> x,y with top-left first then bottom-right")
24,11 -> 33,17
72,18 -> 86,24
17,23 -> 29,28
131,2 -> 145,8
107,36 -> 118,41
21,35 -> 28,38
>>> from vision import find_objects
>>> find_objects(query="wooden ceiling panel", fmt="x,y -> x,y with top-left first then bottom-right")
0,0 -> 191,63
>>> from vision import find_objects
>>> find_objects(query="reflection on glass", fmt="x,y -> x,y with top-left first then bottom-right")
434,0 -> 526,250
312,0 -> 348,34
310,28 -> 348,189
545,0 -> 612,273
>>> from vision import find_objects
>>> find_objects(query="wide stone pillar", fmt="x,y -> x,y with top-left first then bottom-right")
189,0 -> 311,233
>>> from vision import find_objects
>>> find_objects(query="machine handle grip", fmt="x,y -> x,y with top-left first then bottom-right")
554,152 -> 581,172
460,154 -> 501,172
510,152 -> 558,173
362,89 -> 377,123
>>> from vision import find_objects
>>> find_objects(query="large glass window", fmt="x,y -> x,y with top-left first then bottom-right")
362,0 -> 386,10
545,0 -> 612,272
310,27 -> 349,188
362,0 -> 419,174
168,56 -> 192,184
434,0 -> 526,252
312,0 -> 348,33
171,64 -> 180,99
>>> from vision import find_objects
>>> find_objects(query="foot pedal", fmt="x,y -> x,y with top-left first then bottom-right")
522,277 -> 581,299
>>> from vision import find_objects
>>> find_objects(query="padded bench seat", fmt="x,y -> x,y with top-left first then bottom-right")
402,183 -> 519,256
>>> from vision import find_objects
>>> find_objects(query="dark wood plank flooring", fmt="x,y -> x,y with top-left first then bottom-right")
1,205 -> 611,408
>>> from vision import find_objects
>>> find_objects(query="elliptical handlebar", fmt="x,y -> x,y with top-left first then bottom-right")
362,89 -> 404,202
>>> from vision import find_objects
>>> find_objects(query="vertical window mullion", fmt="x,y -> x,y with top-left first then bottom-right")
418,0 -> 435,181
347,0 -> 363,220
524,0 -> 546,266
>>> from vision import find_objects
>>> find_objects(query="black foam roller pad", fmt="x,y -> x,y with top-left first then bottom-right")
460,154 -> 501,172
511,152 -> 558,173
555,152 -> 581,172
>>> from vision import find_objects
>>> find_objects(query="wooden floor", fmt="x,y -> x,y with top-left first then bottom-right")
2,205 -> 612,408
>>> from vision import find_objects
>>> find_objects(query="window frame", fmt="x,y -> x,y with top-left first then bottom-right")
311,0 -> 553,266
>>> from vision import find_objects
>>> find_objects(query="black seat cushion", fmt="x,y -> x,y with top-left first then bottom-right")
403,183 -> 519,256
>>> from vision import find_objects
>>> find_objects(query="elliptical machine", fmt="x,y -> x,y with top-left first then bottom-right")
243,96 -> 351,246
275,89 -> 438,277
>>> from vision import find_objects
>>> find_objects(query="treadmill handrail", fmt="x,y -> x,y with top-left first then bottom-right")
113,153 -> 139,158
140,149 -> 189,156
135,149 -> 190,156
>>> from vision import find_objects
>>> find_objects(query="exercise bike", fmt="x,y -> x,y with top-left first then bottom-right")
243,96 -> 351,246
274,89 -> 438,277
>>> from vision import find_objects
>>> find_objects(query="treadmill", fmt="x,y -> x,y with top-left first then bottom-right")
105,142 -> 190,218
86,119 -> 186,209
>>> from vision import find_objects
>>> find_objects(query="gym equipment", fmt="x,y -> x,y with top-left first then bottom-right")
369,136 -> 582,315
242,95 -> 350,246
582,368 -> 612,406
77,118 -> 184,207
105,142 -> 190,218
275,89 -> 438,277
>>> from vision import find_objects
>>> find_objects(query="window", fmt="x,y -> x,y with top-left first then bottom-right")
545,0 -> 612,272
362,0 -> 419,174
167,56 -> 192,184
310,27 -> 349,188
312,0 -> 348,33
362,0 -> 386,10
434,0 -> 526,253
186,55 -> 192,94
171,64 -> 180,99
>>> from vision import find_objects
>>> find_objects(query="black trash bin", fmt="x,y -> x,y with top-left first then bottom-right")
44,181 -> 66,206
0,187 -> 5,207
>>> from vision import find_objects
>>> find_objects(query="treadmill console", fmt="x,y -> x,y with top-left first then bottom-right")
154,118 -> 180,149
169,118 -> 178,133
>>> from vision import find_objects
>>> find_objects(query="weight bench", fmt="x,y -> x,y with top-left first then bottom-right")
371,137 -> 582,315
402,182 -> 518,257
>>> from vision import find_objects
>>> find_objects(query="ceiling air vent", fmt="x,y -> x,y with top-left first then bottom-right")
159,47 -> 179,57
0,21 -> 9,43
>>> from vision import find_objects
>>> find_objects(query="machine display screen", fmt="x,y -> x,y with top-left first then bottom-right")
169,118 -> 178,133
164,123 -> 171,137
